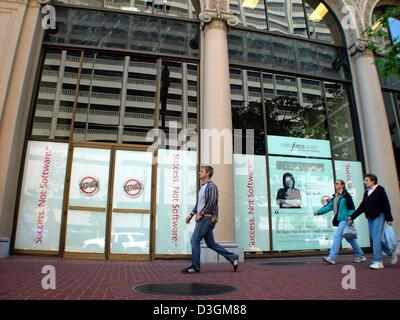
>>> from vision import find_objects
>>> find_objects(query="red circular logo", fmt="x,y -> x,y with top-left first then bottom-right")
123,179 -> 144,198
79,176 -> 100,196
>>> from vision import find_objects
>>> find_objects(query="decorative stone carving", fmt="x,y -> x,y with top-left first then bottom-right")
207,0 -> 228,12
199,0 -> 238,30
348,38 -> 373,57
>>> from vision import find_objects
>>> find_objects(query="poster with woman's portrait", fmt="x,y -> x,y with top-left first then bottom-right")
269,156 -> 335,251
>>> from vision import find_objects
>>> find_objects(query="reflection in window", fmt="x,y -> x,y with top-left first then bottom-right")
325,82 -> 357,160
46,7 -> 199,59
55,0 -> 103,7
30,49 -> 199,146
31,49 -> 80,140
73,52 -> 123,142
383,92 -> 400,180
372,5 -> 396,52
266,0 -> 308,38
239,0 -> 268,30
228,29 -> 347,80
55,0 -> 196,18
304,0 -> 340,45
159,61 -> 198,150
123,58 -> 157,144
230,68 -> 265,155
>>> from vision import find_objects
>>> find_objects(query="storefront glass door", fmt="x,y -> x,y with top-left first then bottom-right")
63,146 -> 153,260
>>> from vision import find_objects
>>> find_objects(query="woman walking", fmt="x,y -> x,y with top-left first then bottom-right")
314,179 -> 366,265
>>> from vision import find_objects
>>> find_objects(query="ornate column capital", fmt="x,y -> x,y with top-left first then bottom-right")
199,0 -> 239,31
349,38 -> 374,58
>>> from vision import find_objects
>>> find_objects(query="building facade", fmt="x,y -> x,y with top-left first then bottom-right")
0,0 -> 399,260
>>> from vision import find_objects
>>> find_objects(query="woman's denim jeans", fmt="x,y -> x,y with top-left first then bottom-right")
328,220 -> 364,260
368,213 -> 393,263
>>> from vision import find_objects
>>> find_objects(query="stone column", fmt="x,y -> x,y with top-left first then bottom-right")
199,0 -> 243,262
0,0 -> 43,257
350,39 -> 400,233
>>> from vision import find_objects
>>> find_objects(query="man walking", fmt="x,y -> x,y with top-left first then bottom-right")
182,165 -> 239,274
347,174 -> 399,269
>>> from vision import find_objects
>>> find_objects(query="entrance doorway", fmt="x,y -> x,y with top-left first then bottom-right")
62,144 -> 154,260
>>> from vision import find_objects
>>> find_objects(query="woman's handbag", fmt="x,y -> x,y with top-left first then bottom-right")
343,224 -> 357,240
384,224 -> 398,251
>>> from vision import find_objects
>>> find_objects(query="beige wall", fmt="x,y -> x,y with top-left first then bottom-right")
0,0 -> 43,256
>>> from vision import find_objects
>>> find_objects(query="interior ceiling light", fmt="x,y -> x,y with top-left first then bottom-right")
242,0 -> 259,10
308,2 -> 329,22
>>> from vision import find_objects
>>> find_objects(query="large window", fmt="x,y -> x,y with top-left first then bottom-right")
229,0 -> 343,45
228,29 -> 347,80
46,7 -> 199,59
230,66 -> 366,253
30,48 -> 198,149
54,0 -> 197,18
230,69 -> 358,160
383,91 -> 400,180
373,5 -> 400,181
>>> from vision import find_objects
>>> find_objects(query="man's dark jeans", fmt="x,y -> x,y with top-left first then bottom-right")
190,216 -> 238,270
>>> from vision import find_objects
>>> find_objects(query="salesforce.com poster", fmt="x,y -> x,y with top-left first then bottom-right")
155,149 -> 197,254
14,141 -> 68,251
269,156 -> 336,251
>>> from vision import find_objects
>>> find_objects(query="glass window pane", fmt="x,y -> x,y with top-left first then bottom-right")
300,78 -> 327,140
160,61 -> 182,149
14,141 -> 68,251
104,0 -> 151,12
164,0 -> 191,18
54,0 -> 103,7
32,49 -> 80,141
266,0 -> 308,38
111,214 -> 150,254
73,52 -> 122,142
159,61 -> 198,150
65,147 -> 110,253
68,148 -> 111,208
383,92 -> 400,179
271,36 -> 298,71
65,210 -> 107,253
228,30 -> 245,65
324,82 -> 357,160
231,69 -> 265,155
46,7 -> 199,59
304,0 -> 342,45
124,58 -> 157,144
112,150 -> 153,210
246,32 -> 273,68
240,0 -> 268,30
262,72 -> 274,100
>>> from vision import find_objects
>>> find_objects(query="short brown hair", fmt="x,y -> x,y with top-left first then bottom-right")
201,165 -> 214,178
365,174 -> 378,184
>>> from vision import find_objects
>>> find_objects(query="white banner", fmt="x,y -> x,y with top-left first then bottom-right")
14,141 -> 68,251
234,154 -> 270,252
334,160 -> 370,249
155,149 -> 197,254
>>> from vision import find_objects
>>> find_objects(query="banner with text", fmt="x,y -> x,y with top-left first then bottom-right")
155,149 -> 197,254
14,141 -> 68,251
334,160 -> 370,249
234,154 -> 270,252
267,135 -> 331,158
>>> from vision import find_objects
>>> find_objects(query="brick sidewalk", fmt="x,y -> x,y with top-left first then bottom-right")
0,254 -> 399,300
